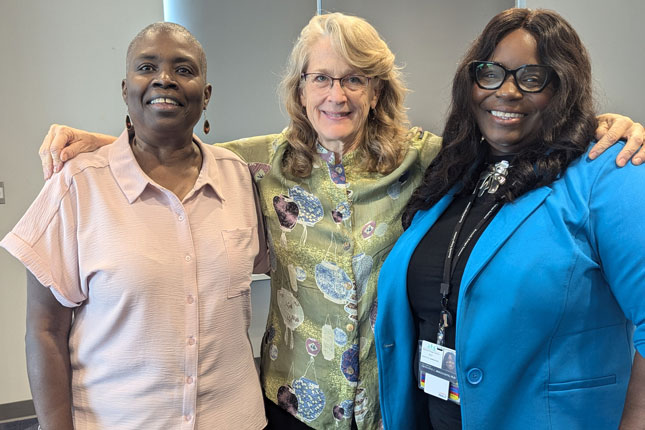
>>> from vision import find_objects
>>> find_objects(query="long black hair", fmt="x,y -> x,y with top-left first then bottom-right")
403,8 -> 596,229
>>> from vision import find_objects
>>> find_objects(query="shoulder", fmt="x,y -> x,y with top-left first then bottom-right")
541,140 -> 645,218
202,144 -> 254,186
406,127 -> 443,168
243,132 -> 287,146
55,145 -> 111,186
216,132 -> 287,164
204,143 -> 247,165
562,141 -> 632,188
406,127 -> 442,148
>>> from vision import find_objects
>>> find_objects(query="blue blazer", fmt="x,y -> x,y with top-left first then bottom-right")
376,144 -> 645,429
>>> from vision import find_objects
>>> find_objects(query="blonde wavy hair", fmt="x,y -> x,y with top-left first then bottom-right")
281,13 -> 411,178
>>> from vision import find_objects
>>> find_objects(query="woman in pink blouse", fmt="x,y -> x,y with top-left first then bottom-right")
1,23 -> 268,429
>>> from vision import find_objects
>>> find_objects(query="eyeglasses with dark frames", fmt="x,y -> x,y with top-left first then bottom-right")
301,73 -> 371,92
470,61 -> 555,93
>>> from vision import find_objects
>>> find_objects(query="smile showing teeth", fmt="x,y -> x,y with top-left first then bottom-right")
490,110 -> 525,119
149,97 -> 179,106
323,111 -> 350,118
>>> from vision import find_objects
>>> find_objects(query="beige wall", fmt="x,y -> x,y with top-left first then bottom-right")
0,0 -> 163,404
524,0 -> 644,121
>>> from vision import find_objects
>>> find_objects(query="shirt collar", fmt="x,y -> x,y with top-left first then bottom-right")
192,134 -> 224,201
316,142 -> 336,164
316,141 -> 358,167
109,130 -> 224,204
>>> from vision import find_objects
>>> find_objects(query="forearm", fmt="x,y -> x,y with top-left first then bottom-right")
25,271 -> 74,430
26,328 -> 74,430
619,351 -> 645,429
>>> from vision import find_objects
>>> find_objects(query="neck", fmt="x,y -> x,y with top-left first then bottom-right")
132,135 -> 199,167
130,132 -> 203,200
318,133 -> 363,161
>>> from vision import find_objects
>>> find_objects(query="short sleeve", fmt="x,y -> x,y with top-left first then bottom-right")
0,172 -> 85,307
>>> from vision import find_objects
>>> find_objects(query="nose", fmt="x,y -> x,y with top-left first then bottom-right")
152,68 -> 178,89
495,75 -> 522,99
327,79 -> 348,102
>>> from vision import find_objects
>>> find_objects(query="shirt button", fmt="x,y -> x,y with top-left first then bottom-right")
185,255 -> 192,262
187,295 -> 195,304
186,376 -> 194,384
184,414 -> 192,422
187,336 -> 196,346
466,368 -> 483,385
178,214 -> 185,221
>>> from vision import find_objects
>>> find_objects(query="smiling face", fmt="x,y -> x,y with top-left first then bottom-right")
442,352 -> 456,372
123,29 -> 211,141
299,37 -> 379,153
471,29 -> 554,156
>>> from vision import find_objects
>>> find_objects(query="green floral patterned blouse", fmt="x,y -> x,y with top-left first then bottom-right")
220,129 -> 441,430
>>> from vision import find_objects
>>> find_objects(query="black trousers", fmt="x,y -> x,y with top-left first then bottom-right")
263,395 -> 358,430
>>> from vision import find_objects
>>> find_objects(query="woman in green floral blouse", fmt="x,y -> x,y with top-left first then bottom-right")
38,12 -> 644,430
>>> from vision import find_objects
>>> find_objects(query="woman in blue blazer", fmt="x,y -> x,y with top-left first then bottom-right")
375,9 -> 645,429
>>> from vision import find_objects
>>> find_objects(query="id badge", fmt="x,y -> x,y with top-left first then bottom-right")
417,340 -> 460,404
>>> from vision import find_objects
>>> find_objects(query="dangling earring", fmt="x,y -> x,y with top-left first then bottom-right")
125,114 -> 133,130
202,110 -> 210,134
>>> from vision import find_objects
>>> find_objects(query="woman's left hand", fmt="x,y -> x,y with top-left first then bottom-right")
590,114 -> 645,166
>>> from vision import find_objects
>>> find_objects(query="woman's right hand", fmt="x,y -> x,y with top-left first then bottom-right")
40,125 -> 116,179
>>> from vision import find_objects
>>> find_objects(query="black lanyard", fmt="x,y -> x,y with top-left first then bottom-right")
436,188 -> 500,346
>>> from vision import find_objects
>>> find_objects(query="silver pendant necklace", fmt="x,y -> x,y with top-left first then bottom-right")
478,160 -> 510,197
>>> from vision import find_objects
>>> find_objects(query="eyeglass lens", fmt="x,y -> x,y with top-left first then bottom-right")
474,63 -> 550,92
304,73 -> 369,91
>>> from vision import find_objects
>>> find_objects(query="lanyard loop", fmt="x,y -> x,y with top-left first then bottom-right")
436,188 -> 501,345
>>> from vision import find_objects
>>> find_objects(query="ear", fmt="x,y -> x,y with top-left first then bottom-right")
203,83 -> 213,109
369,82 -> 381,110
121,79 -> 128,104
299,85 -> 307,109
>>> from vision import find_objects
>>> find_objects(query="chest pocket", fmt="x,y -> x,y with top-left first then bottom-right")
221,226 -> 257,298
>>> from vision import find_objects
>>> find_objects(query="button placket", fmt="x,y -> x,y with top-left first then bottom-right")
178,201 -> 198,429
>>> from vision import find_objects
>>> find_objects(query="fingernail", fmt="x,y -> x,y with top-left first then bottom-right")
588,151 -> 598,159
54,164 -> 62,173
634,157 -> 642,165
617,157 -> 627,167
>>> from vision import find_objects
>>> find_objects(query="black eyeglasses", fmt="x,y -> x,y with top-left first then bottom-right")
470,61 -> 555,93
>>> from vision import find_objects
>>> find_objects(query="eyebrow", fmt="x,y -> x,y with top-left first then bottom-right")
133,54 -> 199,66
306,69 -> 361,76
